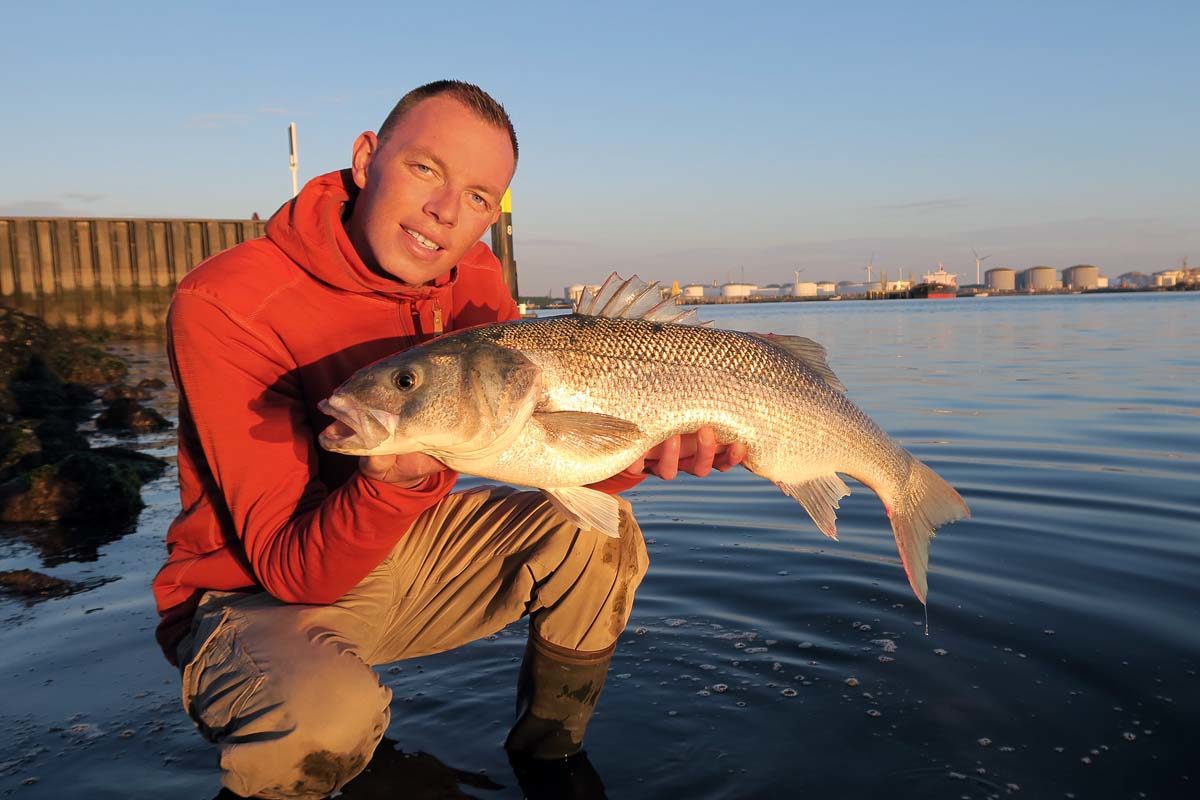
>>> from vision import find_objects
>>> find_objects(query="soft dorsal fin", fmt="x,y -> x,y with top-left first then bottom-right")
576,272 -> 703,326
751,333 -> 846,393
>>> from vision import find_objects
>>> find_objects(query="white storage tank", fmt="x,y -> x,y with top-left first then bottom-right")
720,283 -> 756,298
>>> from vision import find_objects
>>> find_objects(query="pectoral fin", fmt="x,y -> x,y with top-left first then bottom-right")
540,486 -> 622,538
532,410 -> 644,457
777,474 -> 852,540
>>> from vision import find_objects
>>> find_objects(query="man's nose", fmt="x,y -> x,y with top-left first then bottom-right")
423,186 -> 459,227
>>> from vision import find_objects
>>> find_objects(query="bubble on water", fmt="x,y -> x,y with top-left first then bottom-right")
700,663 -> 718,671
736,701 -> 747,707
933,648 -> 948,656
734,642 -> 746,649
119,729 -> 135,739
948,772 -> 966,780
772,662 -> 783,671
866,709 -> 882,718
871,639 -> 897,653
781,688 -> 797,697
745,647 -> 768,654
845,677 -> 860,687
664,618 -> 687,627
878,655 -> 894,663
1054,746 -> 1065,753
798,641 -> 814,649
859,624 -> 873,632
635,627 -> 648,636
22,778 -> 39,786
1005,783 -> 1021,792
766,640 -> 777,645
1043,629 -> 1056,635
777,570 -> 789,576
852,621 -> 863,628
667,710 -> 678,717
999,745 -> 1015,752
697,690 -> 711,697
1123,731 -> 1136,741
978,737 -> 993,747
712,683 -> 729,693
615,673 -> 632,679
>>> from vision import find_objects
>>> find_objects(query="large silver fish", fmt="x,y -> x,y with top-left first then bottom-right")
319,274 -> 969,602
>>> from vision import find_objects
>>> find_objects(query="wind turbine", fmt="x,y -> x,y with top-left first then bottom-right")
866,253 -> 875,284
972,248 -> 992,286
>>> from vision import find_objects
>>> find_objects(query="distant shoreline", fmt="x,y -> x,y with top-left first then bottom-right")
523,284 -> 1197,310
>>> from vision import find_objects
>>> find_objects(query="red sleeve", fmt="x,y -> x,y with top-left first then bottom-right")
168,290 -> 455,604
587,469 -> 647,495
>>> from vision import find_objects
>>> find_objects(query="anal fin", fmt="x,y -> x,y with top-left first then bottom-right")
541,486 -> 622,538
777,474 -> 851,540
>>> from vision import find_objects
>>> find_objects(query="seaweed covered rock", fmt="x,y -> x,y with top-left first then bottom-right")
0,450 -> 150,523
95,397 -> 173,432
0,308 -> 127,415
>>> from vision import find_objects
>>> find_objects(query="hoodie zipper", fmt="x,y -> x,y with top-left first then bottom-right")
406,298 -> 445,343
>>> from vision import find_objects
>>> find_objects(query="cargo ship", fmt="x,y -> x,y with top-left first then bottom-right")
909,264 -> 959,299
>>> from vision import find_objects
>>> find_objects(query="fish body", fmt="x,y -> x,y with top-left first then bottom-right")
319,276 -> 969,602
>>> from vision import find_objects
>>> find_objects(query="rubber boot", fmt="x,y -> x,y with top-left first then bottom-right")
504,631 -> 615,760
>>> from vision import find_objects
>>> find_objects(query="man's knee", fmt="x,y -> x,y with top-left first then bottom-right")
217,654 -> 391,798
183,612 -> 391,799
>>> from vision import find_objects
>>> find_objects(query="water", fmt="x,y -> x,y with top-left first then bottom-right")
2,293 -> 1197,799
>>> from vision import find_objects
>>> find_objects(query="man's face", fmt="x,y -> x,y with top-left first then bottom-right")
346,96 -> 515,285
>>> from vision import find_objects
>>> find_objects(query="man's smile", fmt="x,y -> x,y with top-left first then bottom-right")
402,226 -> 443,251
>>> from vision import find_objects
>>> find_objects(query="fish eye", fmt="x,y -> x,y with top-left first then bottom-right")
394,371 -> 417,391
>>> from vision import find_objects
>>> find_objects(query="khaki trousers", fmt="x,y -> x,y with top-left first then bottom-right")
177,486 -> 648,800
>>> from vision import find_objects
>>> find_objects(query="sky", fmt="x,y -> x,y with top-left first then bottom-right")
1,0 -> 1196,293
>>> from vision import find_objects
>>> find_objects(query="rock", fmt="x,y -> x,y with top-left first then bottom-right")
0,568 -> 77,598
0,308 -> 126,415
99,384 -> 151,403
0,451 -> 147,523
95,398 -> 172,432
136,377 -> 167,390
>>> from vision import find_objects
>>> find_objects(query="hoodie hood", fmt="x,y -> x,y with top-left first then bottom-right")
265,169 -> 458,298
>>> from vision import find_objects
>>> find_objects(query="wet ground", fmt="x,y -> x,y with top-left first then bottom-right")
1,294 -> 1197,799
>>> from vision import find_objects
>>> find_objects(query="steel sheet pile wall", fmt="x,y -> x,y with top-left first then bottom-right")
0,217 -> 266,334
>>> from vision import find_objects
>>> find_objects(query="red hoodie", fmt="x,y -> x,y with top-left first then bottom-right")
153,170 -> 641,663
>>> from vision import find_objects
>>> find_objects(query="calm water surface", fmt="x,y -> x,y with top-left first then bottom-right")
1,293 -> 1197,799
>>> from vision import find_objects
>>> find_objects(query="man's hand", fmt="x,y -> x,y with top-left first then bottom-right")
359,452 -> 445,488
624,426 -> 747,480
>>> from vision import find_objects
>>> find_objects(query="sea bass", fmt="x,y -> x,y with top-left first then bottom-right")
319,274 -> 969,603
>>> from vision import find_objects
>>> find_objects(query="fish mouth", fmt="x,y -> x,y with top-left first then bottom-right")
317,396 -> 399,454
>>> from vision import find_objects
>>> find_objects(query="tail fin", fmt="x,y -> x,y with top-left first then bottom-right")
889,460 -> 970,604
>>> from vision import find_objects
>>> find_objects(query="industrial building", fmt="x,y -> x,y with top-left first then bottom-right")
816,282 -> 837,296
791,281 -> 818,297
1062,265 -> 1100,290
985,267 -> 1016,292
720,283 -> 757,299
1018,266 -> 1059,292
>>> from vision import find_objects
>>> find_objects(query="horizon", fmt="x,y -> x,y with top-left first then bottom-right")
1,1 -> 1195,289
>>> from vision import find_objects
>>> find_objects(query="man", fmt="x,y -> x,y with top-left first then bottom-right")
155,80 -> 744,799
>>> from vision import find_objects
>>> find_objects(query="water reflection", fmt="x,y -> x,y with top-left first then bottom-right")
0,518 -> 137,566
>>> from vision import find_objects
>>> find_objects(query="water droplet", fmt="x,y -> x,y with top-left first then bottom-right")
866,709 -> 882,718
712,683 -> 729,693
781,688 -> 797,697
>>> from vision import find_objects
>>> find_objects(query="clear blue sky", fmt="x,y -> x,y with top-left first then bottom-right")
2,0 -> 1196,292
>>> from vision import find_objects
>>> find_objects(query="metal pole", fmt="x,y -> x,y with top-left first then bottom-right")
288,122 -> 299,198
490,188 -> 518,300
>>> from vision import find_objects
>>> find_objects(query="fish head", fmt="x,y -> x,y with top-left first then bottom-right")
318,337 -> 541,458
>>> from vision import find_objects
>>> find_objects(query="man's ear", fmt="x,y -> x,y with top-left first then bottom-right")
350,131 -> 379,190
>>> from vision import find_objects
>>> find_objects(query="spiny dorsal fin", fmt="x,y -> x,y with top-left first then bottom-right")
751,333 -> 846,393
575,272 -> 703,326
777,474 -> 852,540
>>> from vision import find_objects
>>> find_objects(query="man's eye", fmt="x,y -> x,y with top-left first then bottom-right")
469,193 -> 489,208
413,164 -> 433,175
